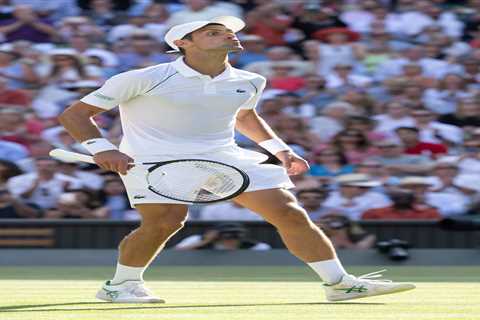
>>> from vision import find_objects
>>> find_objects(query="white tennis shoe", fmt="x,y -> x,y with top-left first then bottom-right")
324,269 -> 415,302
95,280 -> 165,303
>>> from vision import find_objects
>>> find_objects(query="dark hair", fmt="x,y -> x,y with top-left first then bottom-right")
0,160 -> 23,182
297,188 -> 327,198
395,126 -> 419,134
50,54 -> 87,79
333,129 -> 369,150
177,23 -> 224,55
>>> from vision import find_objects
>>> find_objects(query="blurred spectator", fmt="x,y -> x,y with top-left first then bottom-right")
245,3 -> 293,46
332,128 -> 377,164
58,16 -> 104,42
117,31 -> 171,71
297,74 -> 336,110
325,63 -> 372,92
374,101 -> 416,137
174,222 -> 271,250
368,139 -> 433,176
397,176 -> 469,217
0,139 -> 29,162
6,157 -> 82,209
0,187 -> 41,218
423,73 -> 473,114
312,27 -> 363,76
268,62 -> 305,92
230,34 -> 268,68
0,5 -> 59,43
410,108 -> 463,145
310,101 -> 355,141
0,43 -> 39,89
0,108 -> 43,148
308,146 -> 355,178
56,159 -> 104,190
362,188 -> 441,220
272,115 -> 320,152
80,0 -> 127,28
0,75 -> 30,107
395,126 -> 448,159
198,202 -> 262,221
44,189 -> 107,219
0,159 -> 23,188
315,213 -> 376,249
96,178 -> 140,220
292,4 -> 346,39
438,98 -> 480,128
297,187 -> 333,220
322,173 -> 391,220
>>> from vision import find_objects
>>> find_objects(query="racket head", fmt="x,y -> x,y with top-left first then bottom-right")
144,159 -> 250,204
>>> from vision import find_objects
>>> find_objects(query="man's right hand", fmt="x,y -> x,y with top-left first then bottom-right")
93,150 -> 134,175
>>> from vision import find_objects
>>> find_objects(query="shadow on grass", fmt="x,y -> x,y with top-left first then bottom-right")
0,301 -> 385,312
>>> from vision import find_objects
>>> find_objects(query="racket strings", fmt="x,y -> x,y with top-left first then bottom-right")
146,160 -> 246,202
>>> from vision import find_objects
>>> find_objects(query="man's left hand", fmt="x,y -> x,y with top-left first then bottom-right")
275,151 -> 310,176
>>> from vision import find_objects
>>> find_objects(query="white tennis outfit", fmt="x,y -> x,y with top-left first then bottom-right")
81,57 -> 293,205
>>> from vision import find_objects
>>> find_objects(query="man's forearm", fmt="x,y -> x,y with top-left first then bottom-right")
58,101 -> 105,142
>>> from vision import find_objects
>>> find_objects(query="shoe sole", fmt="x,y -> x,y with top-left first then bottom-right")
96,291 -> 165,303
327,284 -> 416,302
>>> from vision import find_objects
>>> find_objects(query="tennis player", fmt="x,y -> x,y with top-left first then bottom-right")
58,16 -> 414,303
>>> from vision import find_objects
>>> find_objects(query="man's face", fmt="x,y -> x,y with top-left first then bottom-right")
178,25 -> 243,54
377,144 -> 403,158
298,191 -> 326,208
396,129 -> 418,144
35,159 -> 57,173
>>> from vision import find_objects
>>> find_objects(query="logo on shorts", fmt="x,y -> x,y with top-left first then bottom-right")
236,89 -> 246,93
133,195 -> 146,199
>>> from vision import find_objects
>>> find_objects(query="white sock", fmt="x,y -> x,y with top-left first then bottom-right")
308,258 -> 348,285
110,263 -> 146,285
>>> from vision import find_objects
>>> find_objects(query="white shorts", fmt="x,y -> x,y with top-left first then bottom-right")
118,145 -> 295,206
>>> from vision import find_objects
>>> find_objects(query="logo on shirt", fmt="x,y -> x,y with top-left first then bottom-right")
133,195 -> 146,199
236,89 -> 246,93
93,93 -> 115,101
86,141 -> 97,145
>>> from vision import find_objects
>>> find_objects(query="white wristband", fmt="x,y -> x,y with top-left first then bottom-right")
81,138 -> 118,155
258,138 -> 291,155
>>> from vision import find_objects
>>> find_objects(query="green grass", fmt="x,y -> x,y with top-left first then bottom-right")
0,266 -> 479,320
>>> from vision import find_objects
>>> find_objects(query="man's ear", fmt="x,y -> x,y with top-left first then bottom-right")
174,39 -> 187,50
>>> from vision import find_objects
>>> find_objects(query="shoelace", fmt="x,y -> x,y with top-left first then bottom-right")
356,269 -> 392,283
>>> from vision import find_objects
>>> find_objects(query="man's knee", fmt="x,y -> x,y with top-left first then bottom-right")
138,204 -> 188,235
271,204 -> 313,230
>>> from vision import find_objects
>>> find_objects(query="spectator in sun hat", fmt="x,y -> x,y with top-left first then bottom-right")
361,187 -> 441,220
397,176 -> 469,217
322,173 -> 390,221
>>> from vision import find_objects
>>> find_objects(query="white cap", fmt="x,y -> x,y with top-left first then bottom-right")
164,16 -> 245,53
336,173 -> 381,187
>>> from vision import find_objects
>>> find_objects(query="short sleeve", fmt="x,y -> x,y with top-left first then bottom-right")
240,76 -> 267,110
80,70 -> 155,110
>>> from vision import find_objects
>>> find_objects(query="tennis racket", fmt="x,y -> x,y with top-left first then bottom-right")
49,149 -> 250,204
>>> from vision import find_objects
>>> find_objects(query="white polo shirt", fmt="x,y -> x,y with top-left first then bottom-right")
81,57 -> 266,156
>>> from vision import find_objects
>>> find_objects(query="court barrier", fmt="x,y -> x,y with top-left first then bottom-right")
0,220 -> 478,249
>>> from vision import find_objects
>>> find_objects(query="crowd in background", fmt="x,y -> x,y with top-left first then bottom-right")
1,0 -> 480,239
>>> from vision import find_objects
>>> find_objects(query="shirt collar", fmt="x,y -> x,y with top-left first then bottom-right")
171,57 -> 236,80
